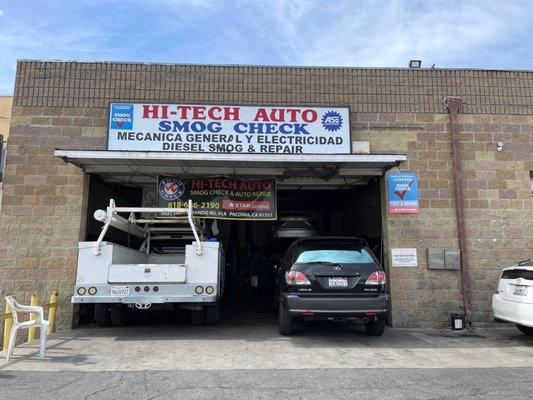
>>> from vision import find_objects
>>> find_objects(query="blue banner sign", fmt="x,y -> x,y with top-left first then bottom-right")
387,172 -> 420,214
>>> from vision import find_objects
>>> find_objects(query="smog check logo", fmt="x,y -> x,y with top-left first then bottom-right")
159,177 -> 185,201
321,110 -> 343,132
111,104 -> 134,130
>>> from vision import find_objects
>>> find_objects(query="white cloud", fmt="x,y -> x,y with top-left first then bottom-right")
0,9 -> 5,17
137,0 -> 216,9
244,0 -> 533,68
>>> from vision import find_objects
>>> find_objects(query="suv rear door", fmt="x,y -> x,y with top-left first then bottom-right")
289,240 -> 383,294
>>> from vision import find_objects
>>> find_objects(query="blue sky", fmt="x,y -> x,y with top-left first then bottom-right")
0,0 -> 532,94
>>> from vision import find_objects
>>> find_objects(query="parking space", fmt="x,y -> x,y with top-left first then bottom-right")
2,316 -> 533,372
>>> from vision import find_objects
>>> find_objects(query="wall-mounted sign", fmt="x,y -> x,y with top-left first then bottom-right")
157,176 -> 276,220
387,172 -> 420,214
108,103 -> 351,154
391,248 -> 418,267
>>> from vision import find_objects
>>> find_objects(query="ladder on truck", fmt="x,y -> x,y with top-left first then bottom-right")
93,199 -> 203,256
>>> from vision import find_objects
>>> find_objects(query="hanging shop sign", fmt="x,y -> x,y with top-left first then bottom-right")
391,248 -> 418,267
157,176 -> 277,220
387,172 -> 420,214
108,103 -> 351,154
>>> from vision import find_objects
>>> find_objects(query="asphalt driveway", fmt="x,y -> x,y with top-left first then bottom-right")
1,313 -> 532,399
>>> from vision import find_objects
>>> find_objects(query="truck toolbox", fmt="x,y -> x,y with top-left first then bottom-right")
108,264 -> 187,283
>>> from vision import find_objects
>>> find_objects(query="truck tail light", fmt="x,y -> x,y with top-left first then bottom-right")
366,271 -> 386,285
285,271 -> 311,286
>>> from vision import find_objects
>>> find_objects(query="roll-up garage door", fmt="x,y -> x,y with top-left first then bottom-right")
54,150 -> 407,189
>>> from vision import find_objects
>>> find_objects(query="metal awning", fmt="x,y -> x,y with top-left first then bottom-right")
54,150 -> 406,189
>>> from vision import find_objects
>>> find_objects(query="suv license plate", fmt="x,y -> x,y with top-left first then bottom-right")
329,277 -> 348,287
110,286 -> 130,296
513,285 -> 527,296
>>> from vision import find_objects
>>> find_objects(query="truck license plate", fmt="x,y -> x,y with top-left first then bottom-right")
513,285 -> 527,296
329,277 -> 348,287
110,286 -> 130,296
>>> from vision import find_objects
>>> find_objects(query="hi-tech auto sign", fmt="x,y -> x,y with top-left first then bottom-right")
108,103 -> 351,154
157,176 -> 276,220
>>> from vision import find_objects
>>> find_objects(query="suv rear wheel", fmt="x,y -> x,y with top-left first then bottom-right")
278,301 -> 294,336
516,324 -> 533,336
365,315 -> 386,336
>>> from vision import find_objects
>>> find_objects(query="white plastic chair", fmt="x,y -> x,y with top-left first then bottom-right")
4,296 -> 49,361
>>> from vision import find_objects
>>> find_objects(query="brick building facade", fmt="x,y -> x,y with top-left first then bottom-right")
0,61 -> 531,335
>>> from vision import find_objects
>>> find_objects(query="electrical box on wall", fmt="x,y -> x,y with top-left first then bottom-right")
427,248 -> 461,270
444,249 -> 461,270
427,248 -> 444,269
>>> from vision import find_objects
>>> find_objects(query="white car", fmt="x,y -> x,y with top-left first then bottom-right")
492,259 -> 533,335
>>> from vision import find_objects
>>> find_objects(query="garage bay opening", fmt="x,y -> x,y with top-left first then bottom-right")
77,174 -> 384,328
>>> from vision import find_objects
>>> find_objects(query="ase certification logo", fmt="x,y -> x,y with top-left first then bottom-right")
321,110 -> 343,132
159,177 -> 185,201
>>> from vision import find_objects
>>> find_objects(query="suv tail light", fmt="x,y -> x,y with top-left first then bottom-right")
366,271 -> 386,285
285,271 -> 311,286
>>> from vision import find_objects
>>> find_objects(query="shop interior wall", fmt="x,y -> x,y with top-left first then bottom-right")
85,176 -> 142,244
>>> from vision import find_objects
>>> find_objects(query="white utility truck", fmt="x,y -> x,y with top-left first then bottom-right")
72,199 -> 224,326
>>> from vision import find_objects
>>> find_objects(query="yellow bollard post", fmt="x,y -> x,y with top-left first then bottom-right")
27,292 -> 40,341
47,291 -> 58,335
2,302 -> 13,351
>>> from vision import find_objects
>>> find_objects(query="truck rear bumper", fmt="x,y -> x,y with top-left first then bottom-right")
281,293 -> 389,315
72,295 -> 217,304
72,283 -> 218,304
